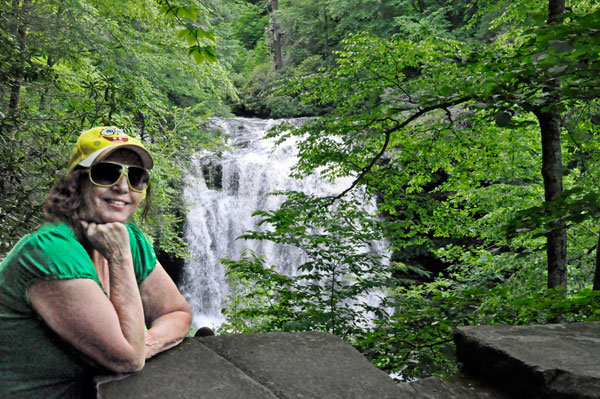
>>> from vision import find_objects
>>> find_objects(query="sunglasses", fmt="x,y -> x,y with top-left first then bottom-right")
88,162 -> 149,193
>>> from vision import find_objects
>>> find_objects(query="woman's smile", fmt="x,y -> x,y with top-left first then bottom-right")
105,198 -> 129,207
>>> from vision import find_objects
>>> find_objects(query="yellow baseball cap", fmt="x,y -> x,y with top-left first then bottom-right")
68,126 -> 153,172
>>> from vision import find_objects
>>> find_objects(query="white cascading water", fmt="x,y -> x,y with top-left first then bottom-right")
180,117 -> 387,329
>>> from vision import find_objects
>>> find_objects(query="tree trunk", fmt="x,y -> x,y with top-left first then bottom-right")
271,0 -> 283,70
4,0 -> 31,135
594,232 -> 600,290
536,0 -> 567,291
536,109 -> 567,290
547,0 -> 565,23
323,9 -> 329,57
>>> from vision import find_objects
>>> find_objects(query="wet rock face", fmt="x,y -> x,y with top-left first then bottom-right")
200,157 -> 223,190
454,322 -> 600,399
156,250 -> 185,285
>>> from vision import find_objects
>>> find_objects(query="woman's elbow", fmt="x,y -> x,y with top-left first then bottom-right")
110,357 -> 145,374
183,304 -> 193,326
175,301 -> 193,332
127,357 -> 146,373
104,351 -> 146,374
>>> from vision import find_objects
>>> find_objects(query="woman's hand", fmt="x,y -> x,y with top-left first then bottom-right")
144,330 -> 161,359
80,220 -> 131,264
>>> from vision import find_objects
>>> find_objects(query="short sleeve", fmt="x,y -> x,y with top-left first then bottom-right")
0,223 -> 101,309
126,223 -> 157,284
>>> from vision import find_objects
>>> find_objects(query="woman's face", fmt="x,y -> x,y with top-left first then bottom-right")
79,149 -> 146,224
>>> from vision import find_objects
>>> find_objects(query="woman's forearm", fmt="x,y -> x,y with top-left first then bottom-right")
138,261 -> 192,359
81,220 -> 147,372
144,310 -> 192,359
107,254 -> 146,370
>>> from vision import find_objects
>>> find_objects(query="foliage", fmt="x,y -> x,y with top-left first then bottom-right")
231,1 -> 268,50
220,0 -> 516,117
233,61 -> 324,118
269,8 -> 600,282
157,0 -> 217,64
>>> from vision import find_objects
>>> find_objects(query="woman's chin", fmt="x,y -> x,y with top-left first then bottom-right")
80,212 -> 130,225
101,214 -> 130,224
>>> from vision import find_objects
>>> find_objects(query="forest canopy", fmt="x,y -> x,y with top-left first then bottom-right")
2,0 -> 600,380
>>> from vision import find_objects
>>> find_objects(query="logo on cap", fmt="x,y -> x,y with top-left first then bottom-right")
101,127 -> 129,143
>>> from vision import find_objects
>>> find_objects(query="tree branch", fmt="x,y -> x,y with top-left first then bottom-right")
325,96 -> 471,206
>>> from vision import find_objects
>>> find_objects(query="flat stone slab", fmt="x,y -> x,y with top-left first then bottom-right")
396,376 -> 490,398
199,331 -> 402,398
97,338 -> 278,399
97,331 -> 405,398
454,321 -> 600,399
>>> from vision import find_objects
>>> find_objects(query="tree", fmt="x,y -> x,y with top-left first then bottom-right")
2,0 -> 31,133
484,1 -> 599,290
536,0 -> 566,290
221,191 -> 391,337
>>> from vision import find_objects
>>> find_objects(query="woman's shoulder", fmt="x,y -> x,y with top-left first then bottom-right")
4,223 -> 89,268
0,222 -> 96,299
11,223 -> 78,254
35,222 -> 76,239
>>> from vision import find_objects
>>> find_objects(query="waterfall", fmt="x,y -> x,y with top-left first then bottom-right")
180,117 -> 386,329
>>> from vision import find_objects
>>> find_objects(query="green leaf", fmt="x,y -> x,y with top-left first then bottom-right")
180,8 -> 197,21
185,30 -> 197,46
176,28 -> 190,39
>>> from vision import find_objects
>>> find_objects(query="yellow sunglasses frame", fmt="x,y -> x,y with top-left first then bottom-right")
88,161 -> 149,193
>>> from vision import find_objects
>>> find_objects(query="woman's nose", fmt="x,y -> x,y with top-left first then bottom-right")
112,174 -> 130,192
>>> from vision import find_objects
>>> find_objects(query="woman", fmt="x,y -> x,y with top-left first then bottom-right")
0,126 -> 192,398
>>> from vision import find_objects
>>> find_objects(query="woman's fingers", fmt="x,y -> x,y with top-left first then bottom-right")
81,221 -> 131,262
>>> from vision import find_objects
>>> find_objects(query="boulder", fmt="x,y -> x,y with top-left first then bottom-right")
96,338 -> 278,399
454,321 -> 600,399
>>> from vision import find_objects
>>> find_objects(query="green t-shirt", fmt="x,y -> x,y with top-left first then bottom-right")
0,222 -> 156,398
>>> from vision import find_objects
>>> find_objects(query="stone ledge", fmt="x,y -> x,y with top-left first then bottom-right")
97,338 -> 278,399
454,321 -> 600,399
97,332 -> 405,399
